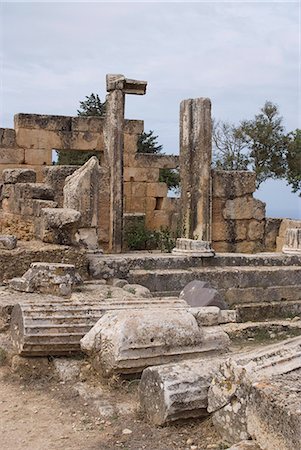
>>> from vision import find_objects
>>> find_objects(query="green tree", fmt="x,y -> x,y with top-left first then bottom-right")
240,101 -> 289,186
212,120 -> 249,170
77,93 -> 106,116
286,129 -> 301,196
137,130 -> 163,154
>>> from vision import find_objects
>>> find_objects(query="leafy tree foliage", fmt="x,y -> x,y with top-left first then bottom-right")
213,101 -> 299,193
137,130 -> 163,154
240,101 -> 289,186
212,120 -> 249,170
77,93 -> 106,116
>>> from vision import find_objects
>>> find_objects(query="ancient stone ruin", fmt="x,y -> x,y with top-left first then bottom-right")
0,74 -> 301,450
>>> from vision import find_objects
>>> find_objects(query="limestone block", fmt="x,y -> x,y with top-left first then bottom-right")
173,238 -> 215,256
264,217 -> 282,252
208,337 -> 301,445
39,207 -> 81,245
212,171 -> 256,198
0,235 -> 17,250
16,128 -> 62,150
80,309 -> 230,376
0,165 -> 44,182
180,280 -> 228,309
2,168 -> 36,184
24,148 -> 52,165
9,262 -> 82,297
248,220 -> 265,241
14,183 -> 54,200
124,167 -> 159,182
71,116 -> 104,133
212,241 -> 233,253
32,199 -> 58,217
139,356 -> 224,425
145,197 -> 156,211
150,210 -> 170,229
63,156 -> 101,228
146,182 -> 168,198
235,241 -> 263,253
124,119 -> 144,135
0,147 -> 25,164
247,370 -> 301,450
212,219 -> 229,242
67,131 -> 104,151
14,113 -> 72,131
282,228 -> 301,254
124,133 -> 138,154
43,165 -> 79,207
134,154 -> 179,169
130,181 -> 147,198
189,306 -> 221,326
123,284 -> 152,298
123,182 -> 132,197
127,197 -> 146,214
0,128 -> 17,147
75,228 -> 100,251
223,198 -> 266,221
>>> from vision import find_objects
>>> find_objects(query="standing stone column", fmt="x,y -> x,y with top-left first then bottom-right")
104,74 -> 147,253
173,98 -> 214,256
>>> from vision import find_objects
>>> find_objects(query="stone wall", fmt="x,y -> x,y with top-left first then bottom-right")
212,170 -> 266,253
0,113 -> 179,248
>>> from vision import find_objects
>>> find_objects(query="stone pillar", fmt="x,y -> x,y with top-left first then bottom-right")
104,74 -> 147,253
105,88 -> 125,253
173,98 -> 214,256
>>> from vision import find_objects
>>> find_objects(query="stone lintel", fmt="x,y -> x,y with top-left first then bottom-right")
106,74 -> 147,95
172,238 -> 215,257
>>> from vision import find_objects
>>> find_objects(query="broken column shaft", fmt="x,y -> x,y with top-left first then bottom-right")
174,98 -> 214,256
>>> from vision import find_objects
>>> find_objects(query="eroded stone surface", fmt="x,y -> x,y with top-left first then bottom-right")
0,235 -> 17,250
9,262 -> 82,297
2,168 -> 36,184
282,228 -> 301,254
81,309 -> 230,376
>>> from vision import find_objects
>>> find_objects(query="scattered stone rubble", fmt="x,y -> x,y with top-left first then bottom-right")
0,234 -> 17,250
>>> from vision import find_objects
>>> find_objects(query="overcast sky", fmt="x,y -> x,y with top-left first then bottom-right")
0,1 -> 300,218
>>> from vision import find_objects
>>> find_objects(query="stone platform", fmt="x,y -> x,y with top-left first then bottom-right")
89,252 -> 301,306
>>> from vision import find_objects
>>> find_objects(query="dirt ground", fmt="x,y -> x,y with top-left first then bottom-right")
0,365 -> 226,450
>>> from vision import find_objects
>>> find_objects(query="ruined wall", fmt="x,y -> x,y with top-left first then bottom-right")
0,114 -> 179,248
212,170 -> 266,253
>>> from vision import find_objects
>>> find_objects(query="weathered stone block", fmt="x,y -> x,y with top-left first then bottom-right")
124,167 -> 159,182
32,199 -> 58,217
248,220 -> 265,241
43,165 -> 79,207
223,197 -> 266,221
81,309 -> 230,376
2,168 -> 36,184
130,181 -> 147,198
14,113 -> 72,131
124,119 -> 144,135
0,128 -> 17,147
14,183 -> 54,200
9,262 -> 82,297
0,147 -> 25,164
64,156 -> 100,231
134,153 -> 179,169
235,241 -> 263,253
39,207 -> 81,245
264,217 -> 282,252
212,170 -> 256,198
146,182 -> 168,197
173,238 -> 215,256
71,116 -> 104,133
15,128 -> 62,150
24,148 -> 52,165
0,235 -> 17,250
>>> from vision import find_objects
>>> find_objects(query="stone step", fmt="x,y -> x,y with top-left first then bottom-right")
236,300 -> 301,322
88,252 -> 301,280
128,266 -> 301,299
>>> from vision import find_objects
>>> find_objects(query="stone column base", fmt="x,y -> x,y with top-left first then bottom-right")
282,228 -> 301,254
172,238 -> 215,257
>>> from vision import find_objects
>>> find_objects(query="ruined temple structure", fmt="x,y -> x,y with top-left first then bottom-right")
1,73 -> 300,255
